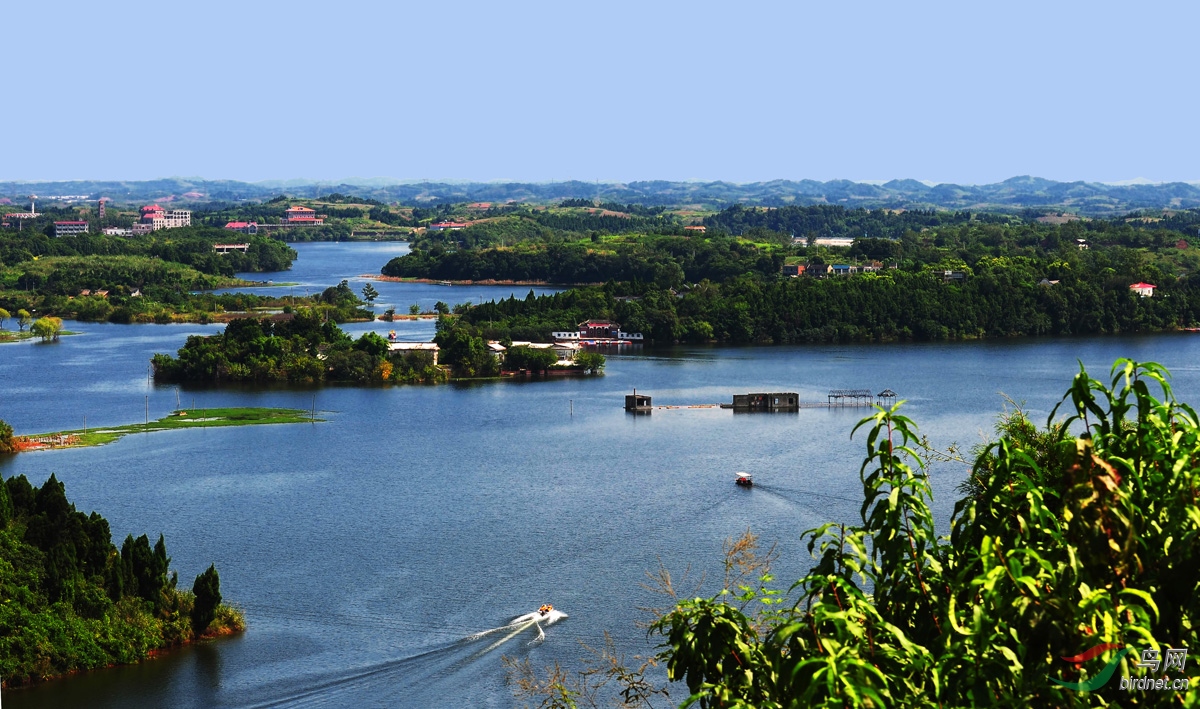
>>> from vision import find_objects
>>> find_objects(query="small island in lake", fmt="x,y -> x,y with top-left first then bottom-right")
151,309 -> 604,385
4,407 -> 320,453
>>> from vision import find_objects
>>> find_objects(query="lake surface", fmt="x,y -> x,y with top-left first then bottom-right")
5,244 -> 1200,707
214,241 -> 565,316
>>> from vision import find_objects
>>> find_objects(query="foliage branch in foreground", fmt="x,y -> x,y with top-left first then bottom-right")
514,359 -> 1200,707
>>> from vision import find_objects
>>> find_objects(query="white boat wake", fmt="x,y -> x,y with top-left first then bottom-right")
467,606 -> 568,648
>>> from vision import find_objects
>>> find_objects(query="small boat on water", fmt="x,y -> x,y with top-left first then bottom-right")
735,473 -> 753,487
439,280 -> 452,286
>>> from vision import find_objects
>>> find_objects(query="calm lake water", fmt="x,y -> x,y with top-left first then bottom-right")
4,243 -> 1200,708
214,240 -> 565,315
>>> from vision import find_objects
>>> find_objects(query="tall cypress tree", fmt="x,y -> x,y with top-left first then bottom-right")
191,565 -> 221,635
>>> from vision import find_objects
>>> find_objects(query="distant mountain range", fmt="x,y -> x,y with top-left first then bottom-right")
3,176 -> 1199,216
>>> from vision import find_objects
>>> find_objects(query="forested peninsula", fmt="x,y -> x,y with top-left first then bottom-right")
0,226 -> 298,324
384,204 -> 1200,344
0,468 -> 242,688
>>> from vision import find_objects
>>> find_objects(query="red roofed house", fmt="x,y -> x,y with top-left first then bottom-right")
54,220 -> 89,237
428,221 -> 468,231
284,206 -> 324,225
224,221 -> 259,235
1130,282 -> 1156,297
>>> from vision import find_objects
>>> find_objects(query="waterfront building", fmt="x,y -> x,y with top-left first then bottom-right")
552,320 -> 643,343
213,243 -> 250,253
387,341 -> 440,364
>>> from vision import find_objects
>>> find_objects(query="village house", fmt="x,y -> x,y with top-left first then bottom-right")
224,221 -> 259,234
1129,282 -> 1156,297
489,341 -> 580,367
213,243 -> 250,254
683,225 -> 707,233
427,221 -> 469,231
782,263 -> 807,277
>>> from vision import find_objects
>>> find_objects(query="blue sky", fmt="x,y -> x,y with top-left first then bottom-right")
6,0 -> 1197,184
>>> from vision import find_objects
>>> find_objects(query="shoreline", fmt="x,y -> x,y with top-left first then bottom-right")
0,614 -> 245,691
366,274 -> 592,286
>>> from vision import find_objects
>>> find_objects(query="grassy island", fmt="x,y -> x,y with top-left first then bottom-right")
8,407 -> 319,453
0,473 -> 244,688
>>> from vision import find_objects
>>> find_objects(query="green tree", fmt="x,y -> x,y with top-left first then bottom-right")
434,301 -> 450,314
409,303 -> 421,315
504,346 -> 558,372
573,351 -> 606,374
0,307 -> 10,330
361,283 -> 379,309
0,418 -> 14,455
30,316 -> 63,341
191,564 -> 222,635
16,309 -> 31,332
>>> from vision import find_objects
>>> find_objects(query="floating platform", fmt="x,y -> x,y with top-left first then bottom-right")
625,392 -> 652,414
732,392 -> 799,411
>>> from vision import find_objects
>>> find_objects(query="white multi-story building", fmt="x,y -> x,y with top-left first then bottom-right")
54,220 -> 89,237
139,204 -> 192,231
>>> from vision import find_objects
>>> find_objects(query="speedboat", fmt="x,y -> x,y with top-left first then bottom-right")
735,473 -> 753,487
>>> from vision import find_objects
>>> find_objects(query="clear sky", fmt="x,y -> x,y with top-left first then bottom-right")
6,0 -> 1197,185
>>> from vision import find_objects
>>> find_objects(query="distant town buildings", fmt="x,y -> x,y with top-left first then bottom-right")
103,226 -> 132,236
224,221 -> 259,234
284,206 -> 324,225
428,221 -> 468,231
5,199 -> 39,223
138,204 -> 192,232
54,220 -> 89,237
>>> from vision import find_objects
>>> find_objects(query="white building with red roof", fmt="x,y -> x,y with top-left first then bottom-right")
284,206 -> 324,225
1130,282 -> 1156,297
54,220 -> 89,237
224,221 -> 259,235
139,204 -> 191,231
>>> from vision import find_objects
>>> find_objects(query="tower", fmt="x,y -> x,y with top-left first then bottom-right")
98,198 -> 106,220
